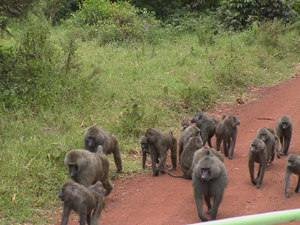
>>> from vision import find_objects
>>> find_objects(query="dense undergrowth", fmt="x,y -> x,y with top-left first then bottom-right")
1,1 -> 300,223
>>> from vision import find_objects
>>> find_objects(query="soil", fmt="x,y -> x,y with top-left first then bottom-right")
52,73 -> 300,225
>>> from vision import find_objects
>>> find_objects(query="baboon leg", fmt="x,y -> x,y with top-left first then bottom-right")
91,204 -> 102,225
150,147 -> 159,176
102,176 -> 114,197
256,164 -> 265,189
216,137 -> 222,152
294,177 -> 300,193
228,139 -> 236,159
284,136 -> 291,155
86,213 -> 91,225
194,191 -> 208,222
157,151 -> 167,174
207,138 -> 212,148
285,172 -> 291,198
79,210 -> 87,225
279,137 -> 284,153
169,145 -> 177,171
209,194 -> 223,220
61,206 -> 71,225
142,152 -> 147,169
112,145 -> 122,173
204,195 -> 211,214
223,140 -> 228,157
275,137 -> 280,158
249,161 -> 256,185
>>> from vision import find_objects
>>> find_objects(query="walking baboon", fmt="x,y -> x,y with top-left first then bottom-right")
191,112 -> 219,147
192,146 -> 225,167
276,115 -> 292,156
181,120 -> 191,131
285,153 -> 300,198
256,127 -> 276,165
178,125 -> 202,160
64,149 -> 113,196
248,138 -> 268,189
84,125 -> 122,173
144,128 -> 177,176
58,181 -> 105,225
264,127 -> 280,158
168,136 -> 203,179
139,135 -> 159,169
215,115 -> 240,159
192,150 -> 228,222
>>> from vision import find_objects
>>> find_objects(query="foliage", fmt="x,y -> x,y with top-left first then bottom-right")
218,0 -> 296,30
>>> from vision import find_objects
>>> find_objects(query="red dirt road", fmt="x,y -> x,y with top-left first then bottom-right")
53,74 -> 300,225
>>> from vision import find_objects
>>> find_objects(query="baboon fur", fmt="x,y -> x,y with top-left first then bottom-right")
191,111 -> 219,147
64,148 -> 113,196
285,153 -> 300,198
181,120 -> 191,131
178,125 -> 202,160
58,181 -> 105,225
248,138 -> 268,189
216,115 -> 240,159
168,136 -> 203,179
276,115 -> 292,156
192,151 -> 228,222
139,135 -> 159,169
144,128 -> 177,176
84,125 -> 122,173
256,127 -> 277,165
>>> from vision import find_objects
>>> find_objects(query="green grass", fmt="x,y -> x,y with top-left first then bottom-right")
1,19 -> 300,223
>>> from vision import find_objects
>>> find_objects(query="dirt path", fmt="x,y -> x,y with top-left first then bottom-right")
53,74 -> 300,225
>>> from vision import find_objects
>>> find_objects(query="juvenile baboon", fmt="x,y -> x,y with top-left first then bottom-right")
84,125 -> 122,173
168,136 -> 203,179
64,149 -> 113,196
139,135 -> 159,169
178,125 -> 202,160
58,180 -> 105,225
215,115 -> 240,159
276,115 -> 292,156
256,127 -> 276,165
285,153 -> 300,198
192,151 -> 228,222
192,146 -> 225,167
144,128 -> 177,176
191,112 -> 219,147
181,120 -> 191,131
264,127 -> 280,158
248,138 -> 268,189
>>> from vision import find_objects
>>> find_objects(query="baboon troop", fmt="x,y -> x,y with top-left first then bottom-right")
168,136 -> 203,179
192,150 -> 228,221
64,148 -> 114,196
276,115 -> 292,156
216,115 -> 240,159
55,112 -> 295,223
285,153 -> 300,198
144,128 -> 177,176
248,138 -> 268,189
84,125 -> 123,173
256,127 -> 277,165
178,125 -> 202,160
190,111 -> 219,147
58,181 -> 105,225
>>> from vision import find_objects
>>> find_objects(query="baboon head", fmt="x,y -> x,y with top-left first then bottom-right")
250,138 -> 265,153
257,128 -> 269,142
287,154 -> 298,167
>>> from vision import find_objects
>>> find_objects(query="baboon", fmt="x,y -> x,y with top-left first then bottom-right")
248,138 -> 268,189
256,127 -> 276,165
168,136 -> 203,179
144,128 -> 177,176
64,148 -> 113,196
84,125 -> 122,173
139,135 -> 159,169
192,150 -> 228,222
276,115 -> 292,156
58,180 -> 105,225
285,153 -> 300,198
215,115 -> 240,159
264,127 -> 280,158
178,125 -> 202,160
192,146 -> 225,167
191,112 -> 219,147
181,120 -> 191,131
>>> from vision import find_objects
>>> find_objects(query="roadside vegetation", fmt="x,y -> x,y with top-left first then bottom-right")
0,0 -> 300,223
